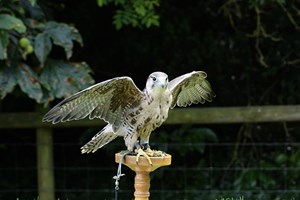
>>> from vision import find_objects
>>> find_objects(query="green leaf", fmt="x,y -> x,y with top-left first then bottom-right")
40,59 -> 94,99
150,15 -> 159,26
34,32 -> 52,65
21,0 -> 45,20
113,11 -> 124,30
134,5 -> 146,16
28,0 -> 37,6
97,0 -> 113,6
0,31 -> 9,60
141,12 -> 159,28
275,153 -> 287,164
199,128 -> 218,142
0,14 -> 26,33
70,27 -> 83,47
15,63 -> 43,102
97,0 -> 104,6
46,22 -> 83,59
0,41 -> 5,60
114,0 -> 125,6
0,65 -> 17,99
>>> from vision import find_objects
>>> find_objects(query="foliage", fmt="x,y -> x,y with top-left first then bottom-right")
97,0 -> 160,30
219,0 -> 300,68
0,0 -> 94,104
0,0 -> 300,199
154,125 -> 218,155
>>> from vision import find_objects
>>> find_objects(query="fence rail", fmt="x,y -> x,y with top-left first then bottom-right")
1,105 -> 300,129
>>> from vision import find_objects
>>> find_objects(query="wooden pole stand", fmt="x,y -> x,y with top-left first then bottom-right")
115,153 -> 172,200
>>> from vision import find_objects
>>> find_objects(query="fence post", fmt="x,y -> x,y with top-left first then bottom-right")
36,106 -> 55,200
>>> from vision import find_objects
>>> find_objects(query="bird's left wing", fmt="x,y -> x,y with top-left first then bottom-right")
43,76 -> 144,130
168,71 -> 215,108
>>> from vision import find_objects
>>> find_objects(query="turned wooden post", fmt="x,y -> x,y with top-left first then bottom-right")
115,153 -> 171,200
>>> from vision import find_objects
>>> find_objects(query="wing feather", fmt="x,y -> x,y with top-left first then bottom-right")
169,71 -> 216,108
43,77 -> 144,130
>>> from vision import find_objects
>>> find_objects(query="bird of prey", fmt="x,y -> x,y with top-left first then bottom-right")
43,71 -> 215,164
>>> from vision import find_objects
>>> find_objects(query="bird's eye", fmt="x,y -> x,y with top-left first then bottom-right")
152,77 -> 157,81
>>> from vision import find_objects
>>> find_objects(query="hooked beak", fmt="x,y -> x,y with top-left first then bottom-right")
161,84 -> 167,89
159,82 -> 167,89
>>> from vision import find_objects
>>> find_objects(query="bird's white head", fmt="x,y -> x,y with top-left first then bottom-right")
146,72 -> 169,94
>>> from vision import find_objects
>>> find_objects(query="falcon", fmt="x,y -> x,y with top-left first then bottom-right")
43,71 -> 215,164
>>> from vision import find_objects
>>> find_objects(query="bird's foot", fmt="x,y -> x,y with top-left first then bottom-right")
141,143 -> 166,157
144,148 -> 166,157
135,148 -> 152,165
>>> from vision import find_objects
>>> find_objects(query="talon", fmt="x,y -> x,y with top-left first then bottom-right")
135,148 -> 153,165
144,148 -> 154,156
148,149 -> 166,157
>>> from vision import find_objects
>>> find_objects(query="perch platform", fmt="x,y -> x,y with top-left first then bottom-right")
115,152 -> 172,200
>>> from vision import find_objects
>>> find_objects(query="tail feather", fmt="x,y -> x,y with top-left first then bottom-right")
81,126 -> 118,153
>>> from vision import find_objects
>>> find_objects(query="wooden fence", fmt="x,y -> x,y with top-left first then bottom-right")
1,105 -> 300,200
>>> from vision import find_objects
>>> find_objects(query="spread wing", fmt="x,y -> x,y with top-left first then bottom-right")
43,76 -> 144,130
168,71 -> 215,108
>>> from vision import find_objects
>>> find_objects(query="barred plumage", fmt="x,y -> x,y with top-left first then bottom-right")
43,71 -> 215,156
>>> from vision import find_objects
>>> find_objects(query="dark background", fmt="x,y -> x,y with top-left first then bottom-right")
1,0 -> 300,199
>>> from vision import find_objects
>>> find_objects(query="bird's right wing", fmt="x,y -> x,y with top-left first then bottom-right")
43,77 -> 144,130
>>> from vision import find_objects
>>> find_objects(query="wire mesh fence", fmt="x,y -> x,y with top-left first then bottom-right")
1,124 -> 300,200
